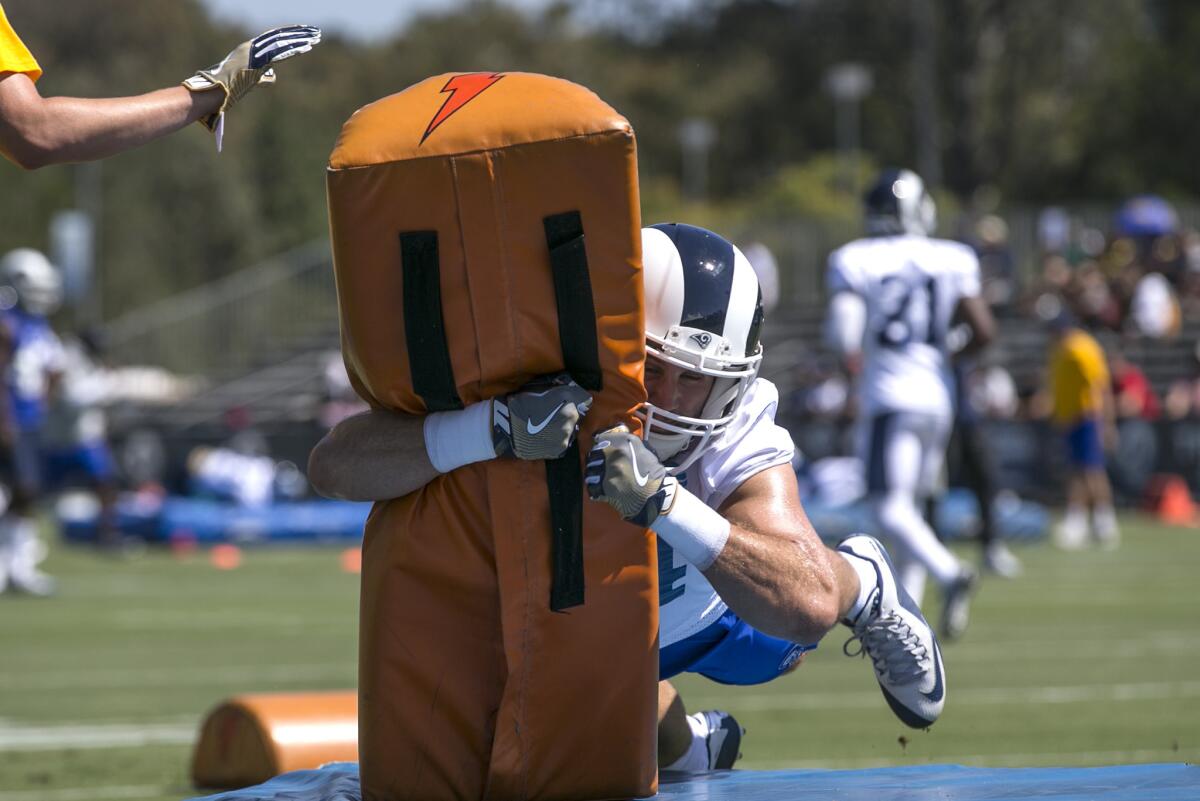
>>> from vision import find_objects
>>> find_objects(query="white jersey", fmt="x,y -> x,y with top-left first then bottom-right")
658,378 -> 795,648
827,234 -> 982,418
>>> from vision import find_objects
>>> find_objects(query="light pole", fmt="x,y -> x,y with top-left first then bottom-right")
824,62 -> 873,191
678,117 -> 717,202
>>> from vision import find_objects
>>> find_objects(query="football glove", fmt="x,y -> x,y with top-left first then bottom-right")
492,373 -> 593,461
183,25 -> 322,150
585,425 -> 675,526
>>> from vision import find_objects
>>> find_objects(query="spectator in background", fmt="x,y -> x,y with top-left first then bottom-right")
1128,270 -> 1181,340
40,329 -> 122,549
930,359 -> 1023,578
971,215 -> 1017,312
0,5 -> 320,165
1109,349 -> 1160,421
0,248 -> 65,595
1046,310 -> 1119,550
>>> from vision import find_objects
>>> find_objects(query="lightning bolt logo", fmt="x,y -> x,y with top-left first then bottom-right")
420,72 -> 506,145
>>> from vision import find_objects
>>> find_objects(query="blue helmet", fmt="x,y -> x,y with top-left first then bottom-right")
864,168 -> 937,236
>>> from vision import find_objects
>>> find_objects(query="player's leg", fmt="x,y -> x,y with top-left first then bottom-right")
1056,421 -> 1094,548
867,414 -> 965,596
917,414 -> 978,640
1086,466 -> 1120,548
960,420 -> 1021,576
3,429 -> 53,596
657,681 -> 693,767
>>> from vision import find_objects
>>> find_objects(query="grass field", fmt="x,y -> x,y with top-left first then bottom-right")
2,514 -> 1198,800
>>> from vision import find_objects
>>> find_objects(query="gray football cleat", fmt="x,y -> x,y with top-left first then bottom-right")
838,534 -> 946,728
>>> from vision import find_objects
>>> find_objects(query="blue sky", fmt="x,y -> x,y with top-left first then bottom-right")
200,0 -> 550,41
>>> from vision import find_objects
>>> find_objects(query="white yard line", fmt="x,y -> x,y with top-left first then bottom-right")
0,722 -> 196,752
686,679 -> 1200,712
0,662 -> 356,691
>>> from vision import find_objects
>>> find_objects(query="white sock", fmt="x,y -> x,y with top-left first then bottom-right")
838,550 -> 878,624
663,713 -> 711,772
1094,505 -> 1119,536
10,517 -> 44,581
1061,504 -> 1088,533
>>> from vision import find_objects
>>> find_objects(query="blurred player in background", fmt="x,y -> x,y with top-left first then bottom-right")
0,3 -> 320,164
824,168 -> 996,640
0,248 -> 64,595
1046,311 -> 1119,549
40,330 -> 122,549
311,224 -> 949,770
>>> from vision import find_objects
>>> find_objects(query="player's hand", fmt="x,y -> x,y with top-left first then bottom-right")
585,425 -> 673,526
492,373 -> 593,461
183,25 -> 322,146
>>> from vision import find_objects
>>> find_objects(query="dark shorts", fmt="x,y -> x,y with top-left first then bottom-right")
1065,418 -> 1105,469
0,428 -> 42,497
660,610 -> 816,686
43,443 -> 117,488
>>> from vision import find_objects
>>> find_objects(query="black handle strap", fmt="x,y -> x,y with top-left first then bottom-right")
542,211 -> 605,611
400,231 -> 463,412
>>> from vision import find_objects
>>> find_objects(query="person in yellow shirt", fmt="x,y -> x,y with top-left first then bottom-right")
0,4 -> 320,167
1047,311 -> 1119,549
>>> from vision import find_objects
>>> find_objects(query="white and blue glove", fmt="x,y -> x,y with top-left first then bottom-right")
183,25 -> 322,149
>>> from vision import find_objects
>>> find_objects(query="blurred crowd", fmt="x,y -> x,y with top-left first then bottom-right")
788,194 -> 1200,432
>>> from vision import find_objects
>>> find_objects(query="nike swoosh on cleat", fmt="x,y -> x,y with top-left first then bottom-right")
922,639 -> 945,704
526,402 -> 565,435
628,441 -> 650,486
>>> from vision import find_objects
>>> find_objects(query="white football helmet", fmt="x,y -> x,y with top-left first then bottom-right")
639,223 -> 764,475
0,248 -> 62,316
864,168 -> 937,237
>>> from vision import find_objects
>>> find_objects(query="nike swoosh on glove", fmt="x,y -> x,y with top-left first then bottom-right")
492,373 -> 593,461
585,425 -> 674,526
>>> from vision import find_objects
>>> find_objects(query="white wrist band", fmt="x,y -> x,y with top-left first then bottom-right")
423,400 -> 496,474
651,479 -> 730,571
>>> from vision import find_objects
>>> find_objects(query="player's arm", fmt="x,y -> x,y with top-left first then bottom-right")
951,295 -> 996,358
0,25 -> 320,168
0,74 -> 217,169
586,429 -> 841,644
308,373 -> 592,501
824,250 -> 866,372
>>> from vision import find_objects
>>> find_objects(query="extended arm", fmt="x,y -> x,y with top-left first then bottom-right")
951,295 -> 996,359
0,25 -> 320,167
308,373 -> 593,501
586,429 -> 847,644
0,74 -> 220,169
704,465 -> 842,643
308,409 -> 437,501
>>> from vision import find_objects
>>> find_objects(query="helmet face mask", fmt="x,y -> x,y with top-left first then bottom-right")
638,224 -> 764,475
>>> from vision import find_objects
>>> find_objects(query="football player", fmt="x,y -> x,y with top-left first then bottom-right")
824,169 -> 996,640
310,224 -> 947,770
0,249 -> 66,595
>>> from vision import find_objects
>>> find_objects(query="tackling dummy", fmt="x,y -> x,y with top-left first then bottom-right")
326,73 -> 658,801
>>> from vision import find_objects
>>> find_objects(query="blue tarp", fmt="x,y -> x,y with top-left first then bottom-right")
187,762 -> 1199,801
59,495 -> 371,545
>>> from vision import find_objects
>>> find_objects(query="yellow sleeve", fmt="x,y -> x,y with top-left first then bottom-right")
0,4 -> 42,83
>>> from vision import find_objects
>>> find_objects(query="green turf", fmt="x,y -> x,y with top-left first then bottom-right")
1,515 -> 1197,799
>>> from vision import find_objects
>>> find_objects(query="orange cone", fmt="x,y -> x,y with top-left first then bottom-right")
210,544 -> 243,570
339,547 -> 362,574
1144,474 -> 1197,526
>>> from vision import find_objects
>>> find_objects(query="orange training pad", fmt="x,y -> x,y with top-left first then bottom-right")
191,691 -> 358,790
328,72 -> 658,801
